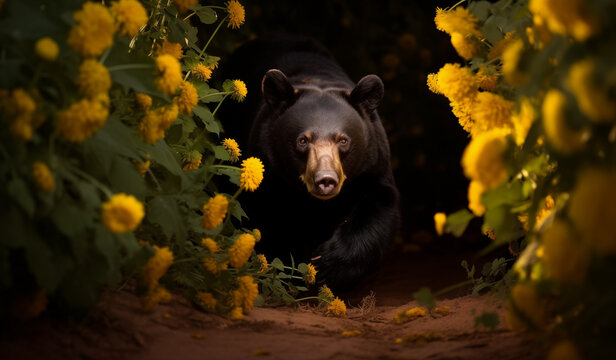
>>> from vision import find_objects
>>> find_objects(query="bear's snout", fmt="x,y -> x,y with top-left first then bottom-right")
315,169 -> 339,196
302,140 -> 346,200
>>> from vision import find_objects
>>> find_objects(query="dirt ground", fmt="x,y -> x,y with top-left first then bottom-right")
2,250 -> 546,360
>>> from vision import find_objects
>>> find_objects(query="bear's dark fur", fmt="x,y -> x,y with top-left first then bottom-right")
220,35 -> 400,291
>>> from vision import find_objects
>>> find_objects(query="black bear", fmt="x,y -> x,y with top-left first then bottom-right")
221,35 -> 400,291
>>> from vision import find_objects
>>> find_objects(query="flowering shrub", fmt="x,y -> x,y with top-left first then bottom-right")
430,0 -> 616,357
0,0 -> 333,319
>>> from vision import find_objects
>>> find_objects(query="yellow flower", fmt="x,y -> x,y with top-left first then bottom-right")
471,92 -> 514,135
436,63 -> 478,104
173,0 -> 198,14
433,212 -> 446,236
34,37 -> 59,61
229,306 -> 244,320
32,161 -> 55,193
319,285 -> 335,302
512,98 -> 535,146
135,159 -> 150,178
433,306 -> 451,315
110,0 -> 148,37
141,284 -> 172,312
541,220 -> 590,284
154,54 -> 183,96
502,39 -> 528,86
203,257 -> 228,274
226,0 -> 245,29
101,193 -> 145,234
256,254 -> 268,273
475,65 -> 499,91
240,157 -> 264,192
327,297 -> 347,317
252,228 -> 262,241
541,89 -> 587,154
461,129 -> 510,189
341,330 -> 363,337
426,73 -> 441,95
529,0 -> 599,41
505,283 -> 548,332
450,100 -> 474,133
174,81 -> 198,114
182,153 -> 202,171
568,168 -> 616,255
138,104 -> 179,144
228,233 -> 256,269
157,39 -> 183,60
394,307 -> 426,324
487,32 -> 517,61
202,237 -> 219,253
77,59 -> 112,99
222,138 -> 241,162
195,292 -> 217,312
231,79 -> 247,102
450,32 -> 478,60
202,194 -> 229,230
192,63 -> 213,81
467,180 -> 485,216
1,88 -> 39,141
547,341 -> 582,360
304,263 -> 317,284
135,92 -> 152,111
567,59 -> 616,123
67,2 -> 115,57
56,98 -> 109,142
231,275 -> 258,313
141,245 -> 174,290
434,7 -> 481,37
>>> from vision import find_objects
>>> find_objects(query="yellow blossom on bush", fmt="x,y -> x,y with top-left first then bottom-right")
34,37 -> 59,61
304,263 -> 317,284
2,88 -> 39,141
192,63 -> 213,81
195,292 -> 217,312
487,32 -> 517,61
228,233 -> 256,269
101,193 -> 145,234
256,254 -> 268,273
433,306 -> 451,315
529,0 -> 598,41
434,7 -> 481,37
471,92 -> 514,134
135,93 -> 152,111
467,180 -> 486,216
502,38 -> 528,85
141,245 -> 174,290
426,73 -> 441,94
77,59 -> 111,99
222,138 -> 241,162
202,237 -> 219,253
252,229 -> 262,242
240,157 -> 264,192
547,340 -> 582,360
541,220 -> 590,284
203,257 -> 228,274
56,98 -> 109,142
394,307 -> 426,324
230,306 -> 244,320
475,65 -> 499,91
182,153 -> 202,171
157,39 -> 183,60
110,0 -> 148,37
433,212 -> 446,236
141,284 -> 172,312
327,297 -> 347,317
139,104 -> 179,144
32,161 -> 55,193
568,168 -> 616,255
505,283 -> 548,332
450,32 -> 478,60
512,98 -> 535,146
173,0 -> 198,14
226,0 -> 245,29
541,89 -> 587,154
319,285 -> 335,302
450,100 -> 474,133
567,59 -> 616,123
461,129 -> 510,189
202,194 -> 229,230
174,81 -> 198,114
67,2 -> 115,57
436,63 -> 478,104
154,54 -> 183,96
135,159 -> 150,178
231,275 -> 258,313
231,79 -> 247,101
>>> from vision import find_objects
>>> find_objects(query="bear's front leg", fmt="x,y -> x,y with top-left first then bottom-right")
312,183 -> 399,292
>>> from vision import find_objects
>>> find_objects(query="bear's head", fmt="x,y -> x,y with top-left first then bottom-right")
260,69 -> 384,200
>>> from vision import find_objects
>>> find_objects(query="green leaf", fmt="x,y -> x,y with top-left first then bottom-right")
146,140 -> 183,176
0,205 -> 28,247
7,176 -> 35,216
271,258 -> 284,271
254,294 -> 265,307
228,198 -> 247,221
94,227 -> 122,283
147,196 -> 187,241
50,198 -> 93,237
26,235 -> 72,292
210,166 -> 240,186
445,209 -> 474,237
474,312 -> 500,330
193,105 -> 221,135
212,145 -> 231,161
194,6 -> 218,24
413,286 -> 436,311
107,157 -> 145,200
195,82 -> 224,103
297,263 -> 308,274
105,38 -> 162,96
468,1 -> 493,22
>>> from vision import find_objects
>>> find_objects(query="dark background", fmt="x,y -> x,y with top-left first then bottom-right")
210,0 -> 489,255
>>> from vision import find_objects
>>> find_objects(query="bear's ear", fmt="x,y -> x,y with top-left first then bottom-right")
350,75 -> 384,114
262,69 -> 296,108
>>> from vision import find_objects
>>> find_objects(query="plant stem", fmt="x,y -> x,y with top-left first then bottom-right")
107,64 -> 152,72
199,91 -> 231,100
211,93 -> 230,116
198,14 -> 229,60
294,296 -> 321,302
433,279 -> 474,297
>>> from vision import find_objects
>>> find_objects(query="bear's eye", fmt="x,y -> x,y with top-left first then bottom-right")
297,136 -> 308,148
338,137 -> 349,146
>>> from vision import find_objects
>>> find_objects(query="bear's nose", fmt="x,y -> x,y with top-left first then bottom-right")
315,171 -> 339,195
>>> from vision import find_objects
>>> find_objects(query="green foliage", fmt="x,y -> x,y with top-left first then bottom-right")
413,287 -> 436,311
473,310 -> 500,330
